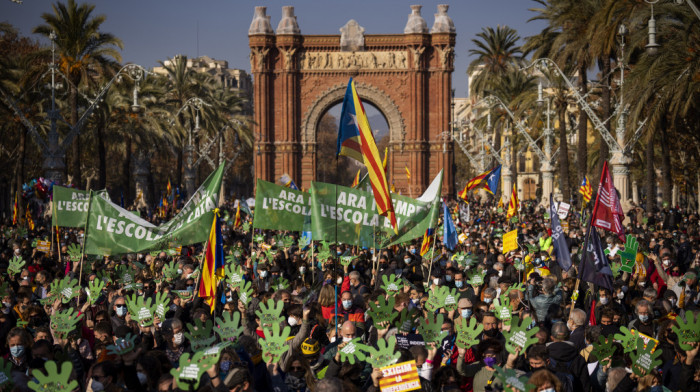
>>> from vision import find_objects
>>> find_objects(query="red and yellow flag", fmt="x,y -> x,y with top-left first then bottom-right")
579,175 -> 592,205
199,210 -> 225,313
351,169 -> 361,188
420,227 -> 435,256
458,170 -> 490,201
506,184 -> 519,219
233,204 -> 242,229
25,207 -> 34,230
12,193 -> 18,226
337,78 -> 397,233
382,147 -> 388,170
405,166 -> 411,180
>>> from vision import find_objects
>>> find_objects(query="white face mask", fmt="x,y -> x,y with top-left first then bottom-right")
336,277 -> 343,285
497,270 -> 503,277
599,297 -> 609,305
342,337 -> 353,343
300,267 -> 306,274
433,278 -> 440,286
259,270 -> 268,278
404,258 -> 411,263
617,292 -> 624,300
288,316 -> 298,327
137,372 -> 148,385
663,259 -> 671,267
90,379 -> 105,392
173,332 -> 184,345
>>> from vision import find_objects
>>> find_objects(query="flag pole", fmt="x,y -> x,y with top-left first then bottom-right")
334,159 -> 339,340
425,227 -> 439,288
570,215 -> 593,319
76,191 -> 94,309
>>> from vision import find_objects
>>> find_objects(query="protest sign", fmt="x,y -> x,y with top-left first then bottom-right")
252,179 -> 311,232
378,360 -> 421,392
557,202 -> 570,220
52,186 -> 110,228
85,165 -> 224,255
503,229 -> 518,254
36,240 -> 51,253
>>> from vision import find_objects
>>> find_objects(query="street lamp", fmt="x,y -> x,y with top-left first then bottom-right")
170,97 -> 212,196
645,0 -> 700,55
0,30 -> 149,184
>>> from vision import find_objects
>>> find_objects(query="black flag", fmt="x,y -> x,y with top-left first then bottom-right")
578,223 -> 613,291
550,194 -> 572,272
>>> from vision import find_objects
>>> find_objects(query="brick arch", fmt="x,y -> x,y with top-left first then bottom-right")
300,82 -> 405,153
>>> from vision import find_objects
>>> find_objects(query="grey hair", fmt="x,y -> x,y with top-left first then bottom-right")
643,287 -> 658,299
551,321 -> 570,340
606,368 -> 628,392
317,377 -> 344,392
542,277 -> 556,294
349,271 -> 361,280
571,308 -> 586,327
636,299 -> 652,313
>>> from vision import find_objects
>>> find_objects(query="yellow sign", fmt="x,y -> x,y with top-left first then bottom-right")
36,240 -> 51,253
502,229 -> 518,254
379,360 -> 421,392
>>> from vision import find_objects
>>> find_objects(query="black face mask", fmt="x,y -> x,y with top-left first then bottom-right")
484,328 -> 498,338
529,364 -> 546,373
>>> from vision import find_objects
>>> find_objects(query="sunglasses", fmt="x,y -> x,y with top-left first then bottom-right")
116,304 -> 126,308
290,366 -> 304,372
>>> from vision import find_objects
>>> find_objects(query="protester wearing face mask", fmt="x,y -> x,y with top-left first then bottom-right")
525,344 -> 574,391
454,271 -> 477,302
334,291 -> 365,330
455,298 -> 473,327
593,288 -> 626,326
86,361 -> 119,392
456,340 -> 515,392
649,252 -> 678,296
628,300 -> 656,337
111,296 -> 128,331
164,319 -> 188,368
6,328 -> 32,387
548,322 -> 591,392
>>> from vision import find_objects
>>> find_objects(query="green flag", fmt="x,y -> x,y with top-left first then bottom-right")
252,179 -> 311,232
84,165 -> 225,255
309,171 -> 442,247
52,186 -> 110,228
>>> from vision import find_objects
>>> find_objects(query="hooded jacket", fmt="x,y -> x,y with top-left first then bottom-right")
547,341 -> 591,392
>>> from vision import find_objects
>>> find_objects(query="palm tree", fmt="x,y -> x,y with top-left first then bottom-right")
33,0 -> 123,187
468,25 -> 527,155
526,0 -> 597,187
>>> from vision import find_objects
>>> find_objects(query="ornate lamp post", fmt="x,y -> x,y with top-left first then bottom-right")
536,86 -> 557,206
170,97 -> 211,196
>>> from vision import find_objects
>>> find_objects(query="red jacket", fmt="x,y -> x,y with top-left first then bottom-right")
321,276 -> 351,321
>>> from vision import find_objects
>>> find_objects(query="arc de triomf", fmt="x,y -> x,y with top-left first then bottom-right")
248,4 -> 456,195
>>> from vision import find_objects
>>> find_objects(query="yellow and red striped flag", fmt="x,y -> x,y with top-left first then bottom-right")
337,78 -> 397,233
12,193 -> 18,226
420,227 -> 435,256
351,169 -> 361,188
382,147 -> 388,170
579,175 -> 593,205
506,184 -> 519,219
405,166 -> 411,180
199,209 -> 225,313
25,207 -> 34,230
233,203 -> 242,229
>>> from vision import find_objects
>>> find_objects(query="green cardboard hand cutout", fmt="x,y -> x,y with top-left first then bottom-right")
672,312 -> 700,350
493,365 -> 534,392
27,360 -> 78,392
7,256 -> 25,276
0,357 -> 12,388
364,336 -> 401,368
338,337 -> 368,364
170,348 -> 221,390
215,311 -> 244,341
106,333 -> 137,356
66,243 -> 82,262
50,309 -> 84,339
237,281 -> 254,305
614,327 -> 638,354
185,319 -> 216,351
381,274 -> 404,294
225,263 -> 246,288
241,221 -> 251,233
254,234 -> 264,243
154,291 -> 170,319
259,323 -> 291,363
591,336 -> 616,366
618,235 -> 639,273
456,317 -> 483,349
504,283 -> 525,294
630,337 -> 662,377
494,295 -> 512,323
274,277 -> 290,290
418,314 -> 448,343
340,255 -> 356,268
126,294 -> 155,327
393,308 -> 418,333
503,316 -> 539,354
256,299 -> 285,328
466,269 -> 486,286
368,296 -> 398,325
610,262 -> 622,279
86,279 -> 105,305
163,260 -> 180,281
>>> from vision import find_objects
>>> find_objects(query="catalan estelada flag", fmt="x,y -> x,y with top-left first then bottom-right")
233,203 -> 242,229
280,174 -> 299,190
506,184 -> 519,219
458,165 -> 501,201
337,78 -> 397,233
579,175 -> 593,205
351,169 -> 361,188
12,193 -> 18,226
199,209 -> 225,313
420,227 -> 435,256
25,208 -> 34,230
166,179 -> 172,198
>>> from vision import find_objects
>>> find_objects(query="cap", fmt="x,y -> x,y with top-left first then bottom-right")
301,338 -> 320,356
458,298 -> 472,308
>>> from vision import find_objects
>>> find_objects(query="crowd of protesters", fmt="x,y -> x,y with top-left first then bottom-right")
1,196 -> 699,392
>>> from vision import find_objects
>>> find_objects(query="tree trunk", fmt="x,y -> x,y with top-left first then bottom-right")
70,83 -> 82,187
177,147 -> 183,190
660,122 -> 672,205
644,136 -> 656,211
577,62 -> 588,183
14,125 -> 26,219
597,56 -> 612,183
97,121 -> 106,190
123,135 -> 132,204
558,108 -> 571,201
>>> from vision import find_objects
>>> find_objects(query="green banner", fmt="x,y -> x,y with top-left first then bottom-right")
310,171 -> 442,247
84,165 -> 225,255
252,179 -> 311,232
52,186 -> 110,228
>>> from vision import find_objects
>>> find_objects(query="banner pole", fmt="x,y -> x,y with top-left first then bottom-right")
425,228 -> 438,288
76,191 -> 94,309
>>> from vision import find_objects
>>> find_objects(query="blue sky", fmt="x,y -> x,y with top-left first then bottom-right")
1,0 -> 546,97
